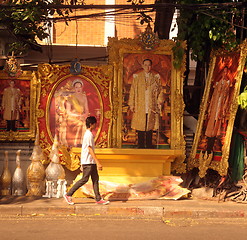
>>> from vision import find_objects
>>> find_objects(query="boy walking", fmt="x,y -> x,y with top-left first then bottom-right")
64,116 -> 109,205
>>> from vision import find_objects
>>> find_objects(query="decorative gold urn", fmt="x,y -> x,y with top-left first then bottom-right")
0,151 -> 12,196
26,134 -> 46,196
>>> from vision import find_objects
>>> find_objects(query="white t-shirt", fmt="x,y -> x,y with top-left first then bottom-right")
80,129 -> 96,164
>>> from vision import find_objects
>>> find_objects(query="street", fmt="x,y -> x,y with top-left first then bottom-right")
0,216 -> 247,240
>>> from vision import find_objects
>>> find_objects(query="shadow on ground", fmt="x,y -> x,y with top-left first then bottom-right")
0,196 -> 44,204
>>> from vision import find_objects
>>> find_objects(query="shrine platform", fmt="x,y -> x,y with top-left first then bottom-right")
72,148 -> 183,184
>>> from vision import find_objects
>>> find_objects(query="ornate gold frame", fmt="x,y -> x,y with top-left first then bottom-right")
108,37 -> 186,173
36,64 -> 113,169
188,41 -> 247,177
0,71 -> 37,141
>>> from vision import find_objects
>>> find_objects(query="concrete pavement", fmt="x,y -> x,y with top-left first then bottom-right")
0,195 -> 247,219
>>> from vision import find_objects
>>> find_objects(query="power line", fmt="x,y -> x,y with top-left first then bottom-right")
49,9 -> 154,22
0,2 -> 246,11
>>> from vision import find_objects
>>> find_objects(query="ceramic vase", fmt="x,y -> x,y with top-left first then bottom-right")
12,150 -> 26,196
0,151 -> 12,196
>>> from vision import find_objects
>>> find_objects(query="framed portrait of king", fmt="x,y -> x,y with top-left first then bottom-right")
188,41 -> 247,178
108,37 -> 186,173
0,71 -> 36,141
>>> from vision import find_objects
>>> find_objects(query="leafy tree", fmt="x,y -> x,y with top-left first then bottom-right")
176,0 -> 242,62
0,0 -> 82,55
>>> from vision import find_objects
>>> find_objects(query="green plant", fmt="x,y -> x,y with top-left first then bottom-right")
172,41 -> 185,69
0,0 -> 76,55
176,0 -> 240,62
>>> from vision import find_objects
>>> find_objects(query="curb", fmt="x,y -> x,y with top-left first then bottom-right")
0,205 -> 247,219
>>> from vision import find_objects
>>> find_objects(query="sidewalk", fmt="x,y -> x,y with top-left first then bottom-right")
1,196 -> 247,219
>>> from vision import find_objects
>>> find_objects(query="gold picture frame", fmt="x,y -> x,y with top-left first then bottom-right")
0,70 -> 37,141
188,41 -> 247,178
36,63 -> 113,170
108,37 -> 186,173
